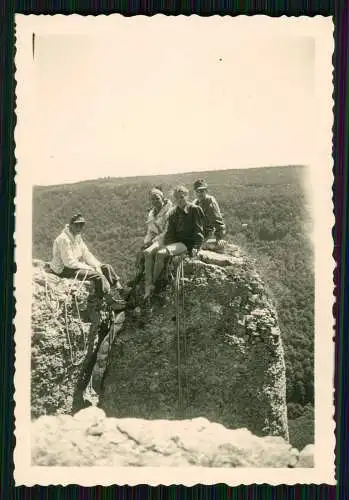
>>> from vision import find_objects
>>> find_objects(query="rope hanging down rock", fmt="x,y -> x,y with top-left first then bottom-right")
175,257 -> 186,414
64,270 -> 90,367
42,268 -> 90,367
40,266 -> 120,408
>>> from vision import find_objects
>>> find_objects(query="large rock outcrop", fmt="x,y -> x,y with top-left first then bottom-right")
31,407 -> 299,467
100,242 -> 289,441
31,260 -> 120,418
31,242 -> 289,444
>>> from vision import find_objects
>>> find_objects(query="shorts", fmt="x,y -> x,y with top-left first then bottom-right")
165,242 -> 188,256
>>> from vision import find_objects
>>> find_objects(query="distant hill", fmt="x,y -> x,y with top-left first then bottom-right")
32,165 -> 314,418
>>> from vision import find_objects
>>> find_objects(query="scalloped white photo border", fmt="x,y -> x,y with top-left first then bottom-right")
13,14 -> 335,486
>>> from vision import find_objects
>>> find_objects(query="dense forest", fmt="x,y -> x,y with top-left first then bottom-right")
32,165 -> 314,448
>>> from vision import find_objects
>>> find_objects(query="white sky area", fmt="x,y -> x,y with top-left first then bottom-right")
33,23 -> 315,185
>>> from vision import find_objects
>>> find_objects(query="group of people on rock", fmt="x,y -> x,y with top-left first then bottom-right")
49,179 -> 226,303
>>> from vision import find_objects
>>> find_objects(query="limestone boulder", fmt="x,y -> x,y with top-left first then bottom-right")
31,409 -> 297,467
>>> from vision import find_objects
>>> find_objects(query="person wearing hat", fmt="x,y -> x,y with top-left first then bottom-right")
50,213 -> 124,298
128,187 -> 173,297
142,187 -> 174,297
193,179 -> 226,248
143,187 -> 173,249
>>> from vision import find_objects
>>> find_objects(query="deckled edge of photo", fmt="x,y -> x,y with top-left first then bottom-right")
13,13 -> 335,486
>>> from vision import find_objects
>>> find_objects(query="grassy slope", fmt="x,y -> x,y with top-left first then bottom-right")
33,165 -> 314,420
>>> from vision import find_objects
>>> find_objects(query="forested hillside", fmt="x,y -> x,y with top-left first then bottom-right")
32,165 -> 314,443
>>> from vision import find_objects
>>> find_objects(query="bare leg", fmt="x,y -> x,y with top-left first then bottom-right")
144,251 -> 154,291
152,248 -> 168,286
143,241 -> 161,298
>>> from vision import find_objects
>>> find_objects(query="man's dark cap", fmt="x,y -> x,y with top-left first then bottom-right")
70,213 -> 86,225
193,179 -> 208,191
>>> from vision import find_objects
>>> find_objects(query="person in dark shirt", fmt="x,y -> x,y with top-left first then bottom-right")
145,185 -> 204,298
193,179 -> 226,248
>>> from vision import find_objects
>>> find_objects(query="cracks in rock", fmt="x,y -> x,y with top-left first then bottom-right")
71,296 -> 122,414
115,426 -> 186,457
115,426 -> 142,446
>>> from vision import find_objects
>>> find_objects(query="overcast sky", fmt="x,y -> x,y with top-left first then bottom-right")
33,22 -> 315,185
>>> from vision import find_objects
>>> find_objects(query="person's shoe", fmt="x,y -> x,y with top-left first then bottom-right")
144,284 -> 155,299
131,306 -> 142,319
110,300 -> 127,312
126,273 -> 143,288
105,295 -> 126,311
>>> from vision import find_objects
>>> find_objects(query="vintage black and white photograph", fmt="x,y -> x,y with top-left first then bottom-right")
14,15 -> 334,485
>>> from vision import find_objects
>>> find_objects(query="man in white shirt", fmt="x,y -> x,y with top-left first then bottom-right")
50,213 -> 124,299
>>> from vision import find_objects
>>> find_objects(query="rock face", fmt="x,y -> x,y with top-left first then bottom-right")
100,242 -> 289,441
31,260 -> 116,417
31,408 -> 298,467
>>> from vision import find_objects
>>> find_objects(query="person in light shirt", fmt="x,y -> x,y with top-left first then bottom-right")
128,187 -> 173,296
50,213 -> 124,298
142,187 -> 173,298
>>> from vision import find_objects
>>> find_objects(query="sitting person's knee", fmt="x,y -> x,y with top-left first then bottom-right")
157,248 -> 168,257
